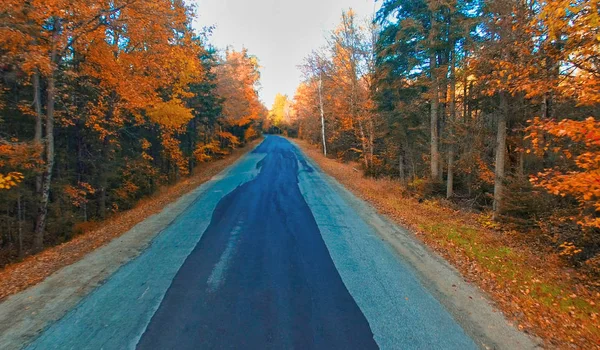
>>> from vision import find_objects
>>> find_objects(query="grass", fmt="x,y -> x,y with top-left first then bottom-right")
296,139 -> 600,349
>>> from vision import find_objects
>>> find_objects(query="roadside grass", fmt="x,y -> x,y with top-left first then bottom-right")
296,139 -> 600,348
0,138 -> 263,301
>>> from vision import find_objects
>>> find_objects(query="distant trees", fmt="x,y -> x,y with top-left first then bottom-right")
294,10 -> 377,168
291,2 -> 600,267
265,93 -> 293,134
214,49 -> 265,143
0,2 -> 264,262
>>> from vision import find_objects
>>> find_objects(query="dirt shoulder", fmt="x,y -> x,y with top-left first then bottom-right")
295,139 -> 600,349
0,139 -> 262,302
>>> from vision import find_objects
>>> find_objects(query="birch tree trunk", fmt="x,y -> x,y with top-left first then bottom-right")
33,20 -> 60,252
430,52 -> 440,181
318,73 -> 327,156
33,73 -> 55,252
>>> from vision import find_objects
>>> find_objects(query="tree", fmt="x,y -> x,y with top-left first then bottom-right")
214,49 -> 265,144
0,0 -> 261,262
268,93 -> 292,131
527,0 -> 600,230
300,50 -> 331,156
294,9 -> 377,168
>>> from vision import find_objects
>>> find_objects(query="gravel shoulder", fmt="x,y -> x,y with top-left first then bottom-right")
291,139 -> 542,350
0,141 -> 264,350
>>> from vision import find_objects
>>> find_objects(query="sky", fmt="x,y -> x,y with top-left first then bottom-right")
191,0 -> 380,107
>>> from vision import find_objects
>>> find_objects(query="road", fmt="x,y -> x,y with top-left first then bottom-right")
27,136 -> 478,349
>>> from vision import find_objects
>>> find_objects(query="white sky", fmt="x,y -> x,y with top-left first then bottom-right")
191,0 -> 379,106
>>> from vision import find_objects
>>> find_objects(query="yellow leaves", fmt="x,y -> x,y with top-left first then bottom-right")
268,93 -> 291,127
147,99 -> 193,129
0,172 -> 24,190
160,130 -> 189,177
194,141 -> 224,163
0,140 -> 42,190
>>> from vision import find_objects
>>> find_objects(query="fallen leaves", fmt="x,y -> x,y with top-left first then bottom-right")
297,139 -> 600,349
0,139 -> 261,302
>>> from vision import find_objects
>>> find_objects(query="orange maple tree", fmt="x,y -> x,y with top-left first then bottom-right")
527,0 -> 600,229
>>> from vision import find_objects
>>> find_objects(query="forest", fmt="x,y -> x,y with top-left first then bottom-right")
273,0 -> 600,277
1,0 -> 599,283
0,0 -> 599,347
0,0 -> 265,263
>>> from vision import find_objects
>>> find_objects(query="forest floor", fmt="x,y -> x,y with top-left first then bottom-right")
0,138 -> 263,302
296,139 -> 600,349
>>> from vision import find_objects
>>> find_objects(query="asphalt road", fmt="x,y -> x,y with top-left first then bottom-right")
27,136 -> 477,349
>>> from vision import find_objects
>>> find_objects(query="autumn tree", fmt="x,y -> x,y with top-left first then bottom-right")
214,49 -> 265,145
267,93 -> 293,133
0,1 -> 263,263
526,1 -> 600,233
299,50 -> 331,156
294,10 -> 378,169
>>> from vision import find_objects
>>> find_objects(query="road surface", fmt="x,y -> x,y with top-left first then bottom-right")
26,136 -> 480,349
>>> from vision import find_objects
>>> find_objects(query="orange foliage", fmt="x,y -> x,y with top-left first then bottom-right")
528,117 -> 600,228
0,173 -> 24,190
0,140 -> 42,190
147,100 -> 194,129
161,131 -> 189,177
526,1 -> 600,229
297,139 -> 600,348
217,131 -> 240,148
214,49 -> 264,127
194,141 -> 227,163
64,182 -> 96,208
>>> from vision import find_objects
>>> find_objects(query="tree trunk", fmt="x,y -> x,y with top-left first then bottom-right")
98,137 -> 109,219
358,119 -> 369,169
518,150 -> 525,179
541,91 -> 553,119
33,20 -> 60,252
318,73 -> 327,157
33,73 -> 55,252
446,47 -> 456,199
17,195 -> 23,258
368,117 -> 375,167
446,146 -> 454,198
399,152 -> 406,185
430,52 -> 440,181
33,72 -> 43,197
493,92 -> 508,221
